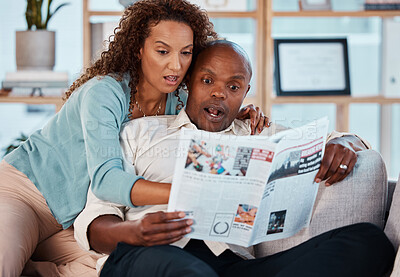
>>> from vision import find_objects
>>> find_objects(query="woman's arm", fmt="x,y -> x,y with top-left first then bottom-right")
88,212 -> 192,254
81,80 -> 142,208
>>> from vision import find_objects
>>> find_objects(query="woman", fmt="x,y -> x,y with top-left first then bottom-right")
0,0 -> 267,275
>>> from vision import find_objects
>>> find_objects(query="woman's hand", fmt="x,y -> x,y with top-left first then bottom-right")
88,212 -> 192,254
314,135 -> 366,186
237,104 -> 270,135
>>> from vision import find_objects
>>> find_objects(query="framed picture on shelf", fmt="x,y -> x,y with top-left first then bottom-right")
274,38 -> 351,96
299,0 -> 332,10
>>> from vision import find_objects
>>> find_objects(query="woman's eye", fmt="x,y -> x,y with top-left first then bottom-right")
202,78 -> 212,84
182,51 -> 192,55
157,50 -> 168,55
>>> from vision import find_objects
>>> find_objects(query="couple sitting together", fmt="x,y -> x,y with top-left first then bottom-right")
0,0 -> 394,276
76,40 -> 394,276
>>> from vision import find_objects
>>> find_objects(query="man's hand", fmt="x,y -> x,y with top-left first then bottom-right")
88,211 -> 192,254
125,211 -> 192,247
314,135 -> 367,186
237,104 -> 270,135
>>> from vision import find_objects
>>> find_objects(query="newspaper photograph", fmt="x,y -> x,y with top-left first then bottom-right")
168,117 -> 329,247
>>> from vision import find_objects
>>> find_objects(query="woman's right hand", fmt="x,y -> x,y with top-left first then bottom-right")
124,211 -> 193,247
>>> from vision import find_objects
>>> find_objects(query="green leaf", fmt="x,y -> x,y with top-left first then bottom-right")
25,0 -> 34,30
45,0 -> 52,29
45,2 -> 70,29
25,0 -> 69,30
34,0 -> 43,29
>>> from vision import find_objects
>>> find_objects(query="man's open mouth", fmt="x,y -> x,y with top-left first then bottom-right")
203,105 -> 225,122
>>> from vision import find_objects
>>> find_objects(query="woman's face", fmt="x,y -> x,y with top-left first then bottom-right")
139,20 -> 194,94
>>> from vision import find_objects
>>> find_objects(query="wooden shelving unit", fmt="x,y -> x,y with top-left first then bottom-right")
82,0 -> 265,110
273,10 -> 400,17
3,1 -> 399,133
0,90 -> 64,112
270,95 -> 400,104
82,1 -> 260,67
264,3 -> 400,132
270,95 -> 400,131
0,95 -> 63,106
0,97 -> 64,111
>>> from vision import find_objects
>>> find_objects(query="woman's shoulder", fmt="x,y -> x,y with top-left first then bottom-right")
73,75 -> 131,121
80,75 -> 130,101
84,75 -> 125,91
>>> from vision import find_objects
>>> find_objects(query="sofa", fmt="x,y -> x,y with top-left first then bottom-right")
25,149 -> 399,275
253,149 -> 399,276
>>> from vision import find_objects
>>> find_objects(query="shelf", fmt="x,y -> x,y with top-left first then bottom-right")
0,94 -> 64,111
82,0 -> 399,133
270,96 -> 400,105
88,11 -> 122,17
273,10 -> 400,17
88,10 -> 257,18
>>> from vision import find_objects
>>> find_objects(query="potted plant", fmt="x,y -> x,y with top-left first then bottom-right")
16,0 -> 69,71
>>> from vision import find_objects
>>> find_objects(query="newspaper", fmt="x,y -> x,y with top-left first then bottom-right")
168,117 -> 329,247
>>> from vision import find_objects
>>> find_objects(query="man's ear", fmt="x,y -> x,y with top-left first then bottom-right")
245,84 -> 251,96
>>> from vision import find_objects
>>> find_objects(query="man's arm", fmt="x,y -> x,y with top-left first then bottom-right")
130,179 -> 171,206
74,187 -> 192,255
88,212 -> 192,254
315,134 -> 369,186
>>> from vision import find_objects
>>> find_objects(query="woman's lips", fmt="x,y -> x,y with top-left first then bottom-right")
164,75 -> 179,86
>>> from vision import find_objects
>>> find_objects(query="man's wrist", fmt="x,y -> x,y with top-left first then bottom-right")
327,135 -> 367,152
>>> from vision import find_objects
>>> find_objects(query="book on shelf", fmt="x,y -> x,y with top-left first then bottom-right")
364,0 -> 400,10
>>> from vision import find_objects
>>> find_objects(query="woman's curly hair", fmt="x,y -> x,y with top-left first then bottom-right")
64,0 -> 217,117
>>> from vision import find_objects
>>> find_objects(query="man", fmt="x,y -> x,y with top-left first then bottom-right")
74,40 -> 394,276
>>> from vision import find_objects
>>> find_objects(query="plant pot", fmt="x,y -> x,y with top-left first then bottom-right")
16,30 -> 55,71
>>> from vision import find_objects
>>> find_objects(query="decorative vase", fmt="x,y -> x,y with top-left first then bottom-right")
15,30 -> 55,71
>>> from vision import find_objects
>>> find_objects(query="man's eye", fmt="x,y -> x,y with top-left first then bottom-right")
229,85 -> 239,91
157,50 -> 168,55
202,79 -> 212,84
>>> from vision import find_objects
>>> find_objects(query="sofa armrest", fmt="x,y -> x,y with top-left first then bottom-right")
385,173 -> 400,248
254,149 -> 388,258
385,174 -> 400,277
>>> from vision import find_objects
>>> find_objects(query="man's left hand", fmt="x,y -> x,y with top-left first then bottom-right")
314,136 -> 363,186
